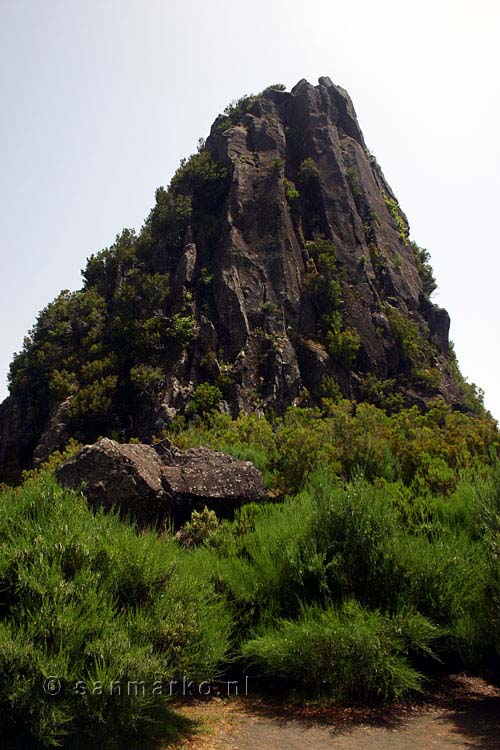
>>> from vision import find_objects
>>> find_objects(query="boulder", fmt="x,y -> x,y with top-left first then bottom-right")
159,444 -> 266,520
56,438 -> 169,524
56,437 -> 266,524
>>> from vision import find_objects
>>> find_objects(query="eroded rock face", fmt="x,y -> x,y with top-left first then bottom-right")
55,438 -> 266,524
169,75 -> 462,417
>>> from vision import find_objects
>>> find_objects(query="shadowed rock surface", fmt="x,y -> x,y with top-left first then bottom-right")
56,437 -> 266,523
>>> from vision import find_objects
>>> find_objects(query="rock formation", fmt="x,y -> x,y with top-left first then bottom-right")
56,438 -> 266,523
0,77 -> 478,483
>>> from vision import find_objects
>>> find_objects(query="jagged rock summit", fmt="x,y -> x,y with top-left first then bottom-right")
0,77 -> 475,482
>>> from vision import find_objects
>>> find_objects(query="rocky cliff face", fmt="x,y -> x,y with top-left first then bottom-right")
197,77 -> 456,413
0,77 -> 474,482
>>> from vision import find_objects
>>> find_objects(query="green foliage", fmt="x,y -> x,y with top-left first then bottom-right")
142,187 -> 193,250
215,94 -> 257,132
326,323 -> 361,367
448,343 -> 487,416
262,83 -> 287,92
8,140 -> 228,444
359,375 -> 405,414
242,602 -> 440,700
67,374 -> 118,420
176,507 -> 219,549
411,241 -> 437,296
188,382 -> 223,418
9,287 -> 110,430
320,375 -> 343,404
346,166 -> 362,197
0,474 -> 230,747
170,149 -> 227,198
298,157 -> 318,183
130,364 -> 165,399
385,305 -> 440,391
200,266 -> 214,285
282,178 -> 299,205
306,238 -> 337,274
82,228 -> 138,298
169,312 -> 197,343
303,238 -> 359,366
270,157 -> 284,177
215,85 -> 285,134
168,401 -> 499,497
5,79 -> 500,734
383,191 -> 409,244
260,301 -> 276,315
2,402 -> 500,742
369,242 -> 385,274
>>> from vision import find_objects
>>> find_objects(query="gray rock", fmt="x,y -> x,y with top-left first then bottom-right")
160,446 -> 266,520
56,437 -> 266,524
33,397 -> 72,466
56,438 -> 169,524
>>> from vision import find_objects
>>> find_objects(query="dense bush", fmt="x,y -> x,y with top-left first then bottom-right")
167,401 -> 499,495
191,465 -> 500,699
242,602 -> 441,700
0,474 -> 230,747
8,143 -> 228,450
2,406 -> 500,744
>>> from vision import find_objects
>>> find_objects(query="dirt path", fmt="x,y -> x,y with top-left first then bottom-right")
173,676 -> 500,750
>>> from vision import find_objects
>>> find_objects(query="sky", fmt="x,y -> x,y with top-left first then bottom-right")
1,0 -> 499,417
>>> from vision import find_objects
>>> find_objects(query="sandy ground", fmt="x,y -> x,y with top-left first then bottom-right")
171,675 -> 500,750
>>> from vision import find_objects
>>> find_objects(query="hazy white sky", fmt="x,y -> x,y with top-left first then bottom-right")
1,0 -> 499,416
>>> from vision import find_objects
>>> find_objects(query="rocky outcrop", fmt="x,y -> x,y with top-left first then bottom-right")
0,76 -> 472,483
56,438 -> 266,524
151,76 -> 464,423
33,397 -> 72,466
192,76 -> 451,412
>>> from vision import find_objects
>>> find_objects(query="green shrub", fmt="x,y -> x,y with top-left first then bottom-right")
326,324 -> 361,366
282,178 -> 299,205
176,507 -> 219,549
263,83 -> 286,92
270,157 -> 284,177
383,191 -> 409,244
298,158 -> 318,183
0,474 -> 230,747
411,242 -> 437,296
130,363 -> 165,399
200,266 -> 214,286
242,601 -> 441,700
166,311 -> 196,344
346,167 -> 361,197
188,382 -> 223,418
359,375 -> 404,414
170,149 -> 227,196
